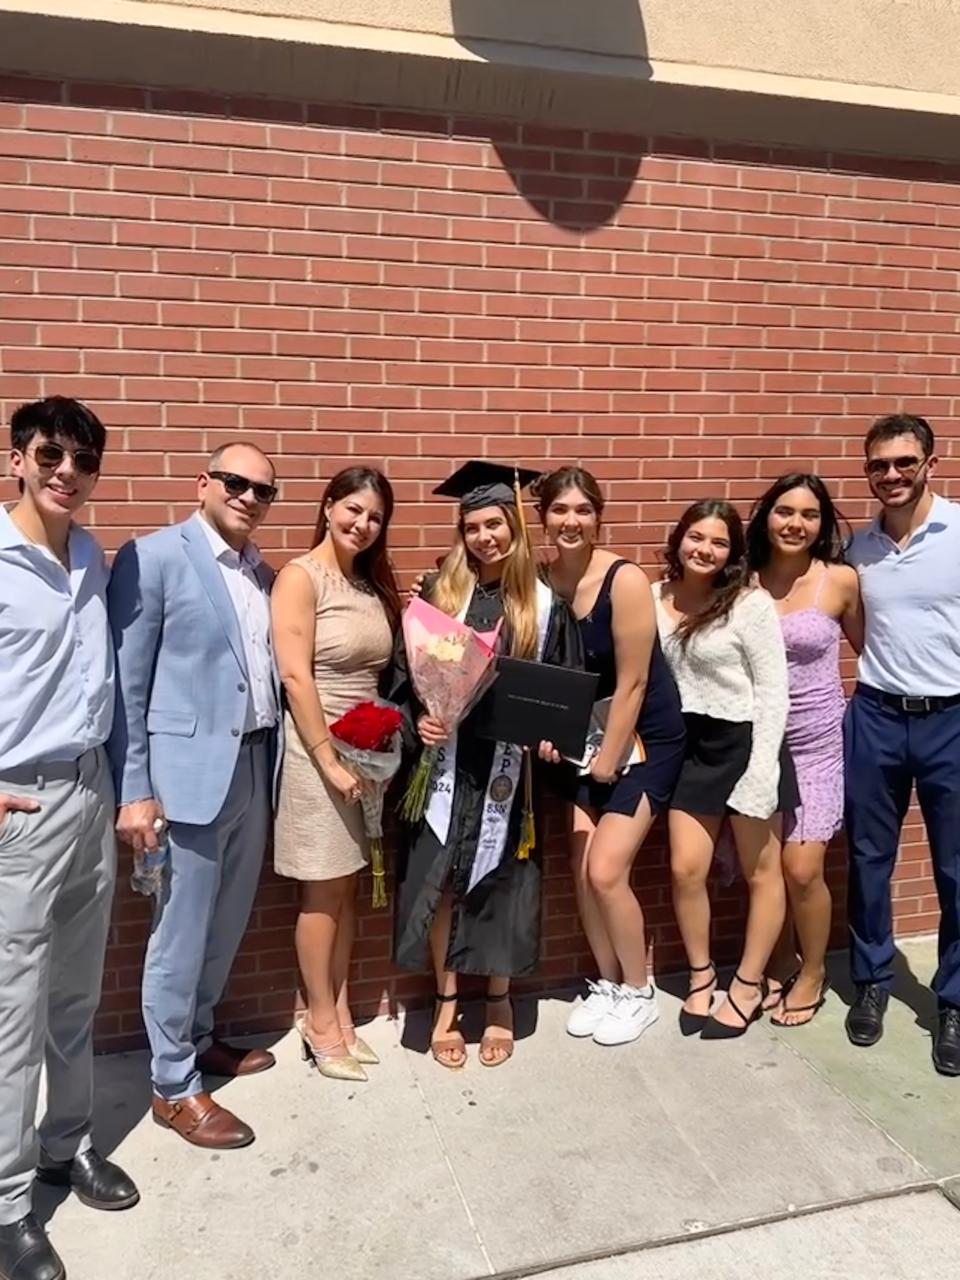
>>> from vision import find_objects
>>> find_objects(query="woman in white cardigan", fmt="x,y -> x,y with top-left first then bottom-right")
654,499 -> 796,1041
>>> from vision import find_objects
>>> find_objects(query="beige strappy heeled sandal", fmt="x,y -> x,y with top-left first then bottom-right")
431,993 -> 467,1070
479,992 -> 514,1068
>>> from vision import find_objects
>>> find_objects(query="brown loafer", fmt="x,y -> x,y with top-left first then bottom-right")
196,1040 -> 276,1078
152,1092 -> 254,1149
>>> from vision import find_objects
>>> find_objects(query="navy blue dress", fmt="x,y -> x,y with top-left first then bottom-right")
575,561 -> 686,817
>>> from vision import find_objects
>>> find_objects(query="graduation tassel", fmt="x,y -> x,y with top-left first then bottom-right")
513,465 -> 530,542
516,748 -> 535,861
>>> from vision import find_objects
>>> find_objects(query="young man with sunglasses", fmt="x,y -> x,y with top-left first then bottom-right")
845,413 -> 960,1075
108,443 -> 282,1149
0,398 -> 139,1280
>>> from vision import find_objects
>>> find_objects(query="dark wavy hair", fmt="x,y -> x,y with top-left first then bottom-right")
865,412 -> 934,460
311,467 -> 401,633
746,473 -> 850,569
533,465 -> 605,521
663,499 -> 748,644
11,396 -> 106,456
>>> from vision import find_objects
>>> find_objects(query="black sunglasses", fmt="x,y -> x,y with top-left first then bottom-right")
208,470 -> 278,505
32,440 -> 102,476
865,455 -> 927,479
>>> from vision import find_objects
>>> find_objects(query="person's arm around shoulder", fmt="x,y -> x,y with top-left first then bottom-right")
833,562 -> 863,655
270,561 -> 361,805
591,563 -> 655,784
108,537 -> 166,854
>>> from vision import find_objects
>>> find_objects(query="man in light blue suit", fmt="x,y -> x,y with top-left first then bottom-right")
108,442 -> 282,1150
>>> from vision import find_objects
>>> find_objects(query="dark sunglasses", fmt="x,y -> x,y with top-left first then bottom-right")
208,470 -> 278,505
32,440 -> 102,476
865,455 -> 927,479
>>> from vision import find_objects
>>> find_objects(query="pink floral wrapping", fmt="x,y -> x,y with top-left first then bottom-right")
401,597 -> 499,729
397,597 -> 500,824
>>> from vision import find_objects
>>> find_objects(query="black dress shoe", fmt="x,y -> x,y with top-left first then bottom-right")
932,1008 -> 960,1077
845,982 -> 889,1047
36,1149 -> 139,1212
0,1213 -> 64,1280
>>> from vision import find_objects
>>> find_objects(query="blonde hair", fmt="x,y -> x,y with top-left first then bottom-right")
433,505 -> 539,658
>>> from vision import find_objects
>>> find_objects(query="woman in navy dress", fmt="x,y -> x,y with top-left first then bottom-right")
537,467 -> 686,1046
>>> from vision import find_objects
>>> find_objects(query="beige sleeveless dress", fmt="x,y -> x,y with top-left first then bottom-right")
273,555 -> 393,881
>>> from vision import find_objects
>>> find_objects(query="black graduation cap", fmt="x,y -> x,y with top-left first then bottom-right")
432,461 -> 542,514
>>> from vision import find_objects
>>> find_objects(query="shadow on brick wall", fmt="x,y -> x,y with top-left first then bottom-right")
451,0 -> 649,230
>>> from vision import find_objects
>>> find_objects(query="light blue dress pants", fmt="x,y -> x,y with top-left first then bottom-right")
142,735 -> 270,1101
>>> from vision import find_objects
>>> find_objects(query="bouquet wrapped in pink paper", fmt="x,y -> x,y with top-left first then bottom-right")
398,596 -> 499,823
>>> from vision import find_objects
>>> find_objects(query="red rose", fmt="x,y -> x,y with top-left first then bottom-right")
331,701 -> 404,752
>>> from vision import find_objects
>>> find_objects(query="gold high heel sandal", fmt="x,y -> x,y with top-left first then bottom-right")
341,1025 -> 380,1066
295,1015 -> 368,1082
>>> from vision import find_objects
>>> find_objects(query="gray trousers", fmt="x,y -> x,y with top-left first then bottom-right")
142,735 -> 270,1101
0,747 -> 116,1225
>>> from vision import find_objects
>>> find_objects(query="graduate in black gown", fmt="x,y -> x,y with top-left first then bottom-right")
384,462 -> 582,1068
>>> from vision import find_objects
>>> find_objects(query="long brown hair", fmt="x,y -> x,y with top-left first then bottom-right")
533,465 -> 605,521
311,467 -> 402,633
663,499 -> 748,644
433,504 -> 540,657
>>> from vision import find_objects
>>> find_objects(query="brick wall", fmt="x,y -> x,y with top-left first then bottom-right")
1,78 -> 957,1050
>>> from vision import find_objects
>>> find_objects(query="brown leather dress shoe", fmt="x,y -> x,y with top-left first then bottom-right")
196,1040 -> 276,1078
152,1092 -> 255,1149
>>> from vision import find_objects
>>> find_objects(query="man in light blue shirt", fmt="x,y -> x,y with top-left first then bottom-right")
845,412 -> 960,1077
0,398 -> 138,1280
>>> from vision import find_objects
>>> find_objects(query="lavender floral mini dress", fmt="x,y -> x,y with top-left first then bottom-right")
780,571 -> 846,843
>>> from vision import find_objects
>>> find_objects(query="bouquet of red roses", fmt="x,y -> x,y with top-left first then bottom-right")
329,700 -> 405,908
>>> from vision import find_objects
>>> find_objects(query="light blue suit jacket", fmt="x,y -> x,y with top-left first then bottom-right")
107,513 -> 282,826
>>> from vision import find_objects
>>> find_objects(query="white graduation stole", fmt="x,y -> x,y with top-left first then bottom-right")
423,580 -> 553,892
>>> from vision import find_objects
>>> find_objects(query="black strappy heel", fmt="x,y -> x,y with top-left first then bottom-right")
700,971 -> 767,1040
678,960 -> 717,1037
771,977 -> 831,1028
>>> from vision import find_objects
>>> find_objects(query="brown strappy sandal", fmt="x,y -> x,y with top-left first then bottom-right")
431,992 -> 467,1070
479,992 -> 514,1067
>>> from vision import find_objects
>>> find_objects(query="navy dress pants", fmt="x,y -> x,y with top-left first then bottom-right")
844,685 -> 960,1009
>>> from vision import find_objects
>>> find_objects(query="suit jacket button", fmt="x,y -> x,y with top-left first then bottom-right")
238,682 -> 247,692
231,728 -> 240,737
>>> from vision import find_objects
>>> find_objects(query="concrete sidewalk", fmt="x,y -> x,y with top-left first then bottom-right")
39,937 -> 960,1279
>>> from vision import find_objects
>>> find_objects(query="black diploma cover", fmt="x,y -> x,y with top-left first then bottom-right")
471,659 -> 599,758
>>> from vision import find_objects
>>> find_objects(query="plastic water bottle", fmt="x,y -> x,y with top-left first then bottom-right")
130,818 -> 169,898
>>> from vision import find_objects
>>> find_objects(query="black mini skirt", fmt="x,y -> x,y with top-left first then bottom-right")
670,713 -> 799,818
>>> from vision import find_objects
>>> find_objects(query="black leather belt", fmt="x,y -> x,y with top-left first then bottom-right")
856,683 -> 960,715
241,727 -> 272,745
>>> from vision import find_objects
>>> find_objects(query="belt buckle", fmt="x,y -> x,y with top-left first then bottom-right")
901,695 -> 930,714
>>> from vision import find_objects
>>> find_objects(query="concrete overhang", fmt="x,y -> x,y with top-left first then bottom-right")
1,0 -> 959,159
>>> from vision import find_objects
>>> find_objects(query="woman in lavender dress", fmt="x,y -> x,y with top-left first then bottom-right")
746,475 -> 862,1026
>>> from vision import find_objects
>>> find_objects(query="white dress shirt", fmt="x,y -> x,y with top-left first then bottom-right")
849,493 -> 960,697
196,515 -> 277,732
0,505 -> 114,770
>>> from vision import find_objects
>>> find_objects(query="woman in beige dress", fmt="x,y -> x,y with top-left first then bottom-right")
272,467 -> 401,1081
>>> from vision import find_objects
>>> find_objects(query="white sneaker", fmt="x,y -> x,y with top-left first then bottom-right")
566,978 -> 620,1037
593,983 -> 659,1045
